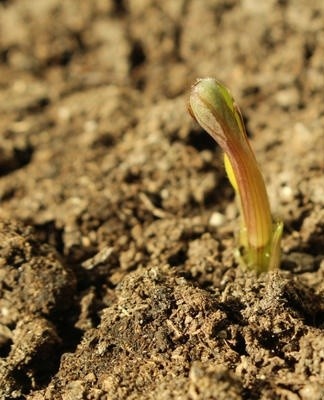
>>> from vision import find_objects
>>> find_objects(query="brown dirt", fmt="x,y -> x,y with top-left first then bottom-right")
0,1 -> 323,399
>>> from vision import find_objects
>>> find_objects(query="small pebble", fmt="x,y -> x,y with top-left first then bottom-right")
209,212 -> 225,227
280,185 -> 293,202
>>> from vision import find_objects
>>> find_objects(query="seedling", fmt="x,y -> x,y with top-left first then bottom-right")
188,78 -> 283,273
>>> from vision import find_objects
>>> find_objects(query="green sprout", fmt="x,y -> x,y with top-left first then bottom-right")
188,78 -> 283,273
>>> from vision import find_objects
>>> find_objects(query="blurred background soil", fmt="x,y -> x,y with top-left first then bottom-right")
0,0 -> 323,399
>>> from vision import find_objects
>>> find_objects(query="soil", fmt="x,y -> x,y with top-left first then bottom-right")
0,0 -> 323,399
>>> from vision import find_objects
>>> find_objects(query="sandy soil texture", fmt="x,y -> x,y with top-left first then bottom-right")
0,1 -> 323,399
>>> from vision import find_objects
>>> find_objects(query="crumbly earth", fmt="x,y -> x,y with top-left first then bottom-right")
0,1 -> 323,399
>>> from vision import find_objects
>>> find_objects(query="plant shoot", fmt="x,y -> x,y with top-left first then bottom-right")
188,78 -> 283,273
